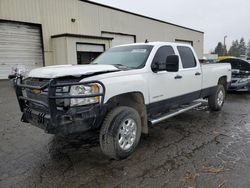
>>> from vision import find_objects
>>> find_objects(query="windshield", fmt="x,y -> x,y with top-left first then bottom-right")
92,45 -> 153,69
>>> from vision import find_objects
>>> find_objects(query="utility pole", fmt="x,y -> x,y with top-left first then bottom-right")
224,35 -> 227,55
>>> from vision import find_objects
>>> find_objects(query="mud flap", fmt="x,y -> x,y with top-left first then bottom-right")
21,113 -> 29,123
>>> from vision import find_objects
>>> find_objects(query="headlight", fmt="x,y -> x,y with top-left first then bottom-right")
70,84 -> 100,106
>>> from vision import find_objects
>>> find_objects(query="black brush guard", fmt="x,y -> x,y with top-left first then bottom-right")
14,77 -> 106,134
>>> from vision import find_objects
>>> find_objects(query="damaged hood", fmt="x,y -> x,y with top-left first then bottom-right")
220,58 -> 250,72
219,58 -> 250,78
28,64 -> 120,78
231,60 -> 250,75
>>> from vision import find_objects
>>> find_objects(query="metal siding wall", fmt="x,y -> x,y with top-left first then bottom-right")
98,7 -> 204,57
52,37 -> 68,65
101,33 -> 135,46
0,0 -> 204,65
0,22 -> 43,79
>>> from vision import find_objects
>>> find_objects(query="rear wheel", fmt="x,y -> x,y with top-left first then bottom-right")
208,84 -> 225,111
99,106 -> 141,160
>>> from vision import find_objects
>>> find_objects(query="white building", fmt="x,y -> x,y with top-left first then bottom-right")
0,0 -> 204,79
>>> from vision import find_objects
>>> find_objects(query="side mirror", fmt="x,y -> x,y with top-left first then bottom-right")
166,55 -> 179,72
151,62 -> 166,73
8,74 -> 16,79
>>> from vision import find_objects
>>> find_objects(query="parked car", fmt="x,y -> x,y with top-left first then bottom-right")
13,42 -> 231,159
219,58 -> 250,91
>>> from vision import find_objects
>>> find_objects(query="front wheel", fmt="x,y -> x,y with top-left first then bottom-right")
99,106 -> 141,160
208,84 -> 226,111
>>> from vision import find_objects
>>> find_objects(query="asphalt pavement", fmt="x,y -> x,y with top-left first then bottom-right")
1,80 -> 250,188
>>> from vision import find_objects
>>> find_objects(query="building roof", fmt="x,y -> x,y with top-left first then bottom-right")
80,0 -> 204,34
51,33 -> 114,40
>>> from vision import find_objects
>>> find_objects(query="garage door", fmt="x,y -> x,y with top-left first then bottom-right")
175,39 -> 193,46
102,32 -> 135,47
0,22 -> 43,79
76,43 -> 105,64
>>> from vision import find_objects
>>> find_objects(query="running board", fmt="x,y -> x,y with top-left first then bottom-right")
149,101 -> 202,125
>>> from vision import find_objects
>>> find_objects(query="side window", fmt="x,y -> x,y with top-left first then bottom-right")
152,46 -> 175,71
177,46 -> 197,68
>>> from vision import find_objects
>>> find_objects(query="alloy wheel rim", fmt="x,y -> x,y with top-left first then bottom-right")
217,90 -> 224,106
118,118 -> 137,151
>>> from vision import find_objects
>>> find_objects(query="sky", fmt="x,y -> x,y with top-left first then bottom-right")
90,0 -> 250,53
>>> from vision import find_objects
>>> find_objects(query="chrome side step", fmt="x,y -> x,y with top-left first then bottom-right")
150,101 -> 202,125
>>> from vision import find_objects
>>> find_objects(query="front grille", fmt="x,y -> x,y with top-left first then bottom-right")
22,77 -> 81,111
24,78 -> 50,87
23,78 -> 70,111
23,78 -> 51,111
232,74 -> 250,78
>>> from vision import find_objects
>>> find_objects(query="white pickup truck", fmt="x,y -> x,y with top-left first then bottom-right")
14,42 -> 231,159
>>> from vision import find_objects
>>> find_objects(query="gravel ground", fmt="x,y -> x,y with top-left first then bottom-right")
1,80 -> 250,188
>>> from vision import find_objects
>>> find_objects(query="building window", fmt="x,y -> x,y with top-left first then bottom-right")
76,43 -> 105,64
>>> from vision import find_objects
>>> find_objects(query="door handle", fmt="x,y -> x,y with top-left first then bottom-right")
195,72 -> 201,76
175,75 -> 182,79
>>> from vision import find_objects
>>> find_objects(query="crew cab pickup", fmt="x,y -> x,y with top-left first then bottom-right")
14,42 -> 231,159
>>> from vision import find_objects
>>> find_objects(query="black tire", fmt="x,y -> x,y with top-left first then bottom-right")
99,106 -> 141,160
208,84 -> 226,111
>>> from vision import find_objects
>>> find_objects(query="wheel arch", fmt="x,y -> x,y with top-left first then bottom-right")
218,76 -> 227,90
105,92 -> 148,134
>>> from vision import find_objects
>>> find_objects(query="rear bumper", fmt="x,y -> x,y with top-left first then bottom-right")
15,77 -> 106,135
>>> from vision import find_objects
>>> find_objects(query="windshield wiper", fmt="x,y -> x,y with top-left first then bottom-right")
112,64 -> 132,70
91,63 -> 132,70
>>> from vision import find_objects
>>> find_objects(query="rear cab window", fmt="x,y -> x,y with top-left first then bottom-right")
177,46 -> 197,69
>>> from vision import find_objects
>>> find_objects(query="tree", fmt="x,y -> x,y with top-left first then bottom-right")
214,42 -> 226,56
247,40 -> 250,58
239,37 -> 247,56
228,40 -> 240,57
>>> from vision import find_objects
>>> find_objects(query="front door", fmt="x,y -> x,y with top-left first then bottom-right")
147,45 -> 184,115
147,45 -> 202,116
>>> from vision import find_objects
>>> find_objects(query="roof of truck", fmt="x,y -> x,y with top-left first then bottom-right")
115,41 -> 192,47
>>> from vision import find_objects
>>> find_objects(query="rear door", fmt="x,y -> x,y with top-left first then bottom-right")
176,46 -> 202,99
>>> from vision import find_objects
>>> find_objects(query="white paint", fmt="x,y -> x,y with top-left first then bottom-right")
84,42 -> 231,104
27,42 -> 231,105
28,64 -> 119,78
